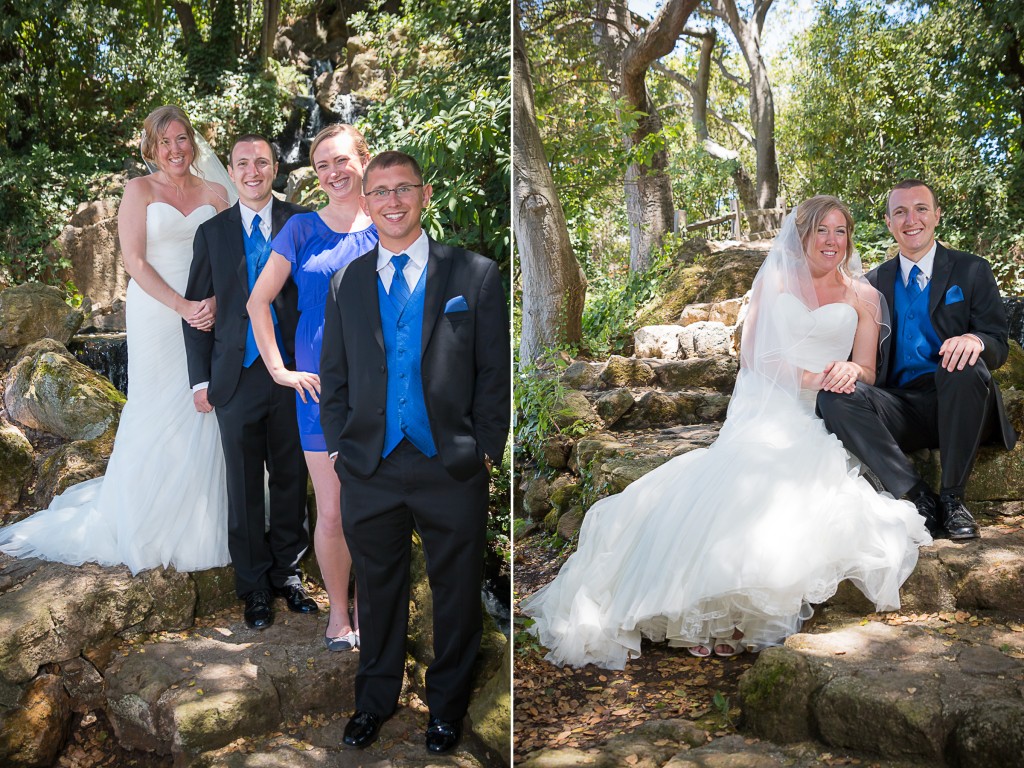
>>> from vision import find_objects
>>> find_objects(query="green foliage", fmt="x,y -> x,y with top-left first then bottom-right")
513,349 -> 588,466
778,0 -> 1020,270
488,439 -> 513,566
581,235 -> 680,356
352,0 -> 510,271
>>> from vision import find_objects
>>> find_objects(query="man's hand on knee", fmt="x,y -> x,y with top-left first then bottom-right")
939,334 -> 983,372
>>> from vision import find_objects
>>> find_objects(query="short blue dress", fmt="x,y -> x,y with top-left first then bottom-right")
271,212 -> 379,451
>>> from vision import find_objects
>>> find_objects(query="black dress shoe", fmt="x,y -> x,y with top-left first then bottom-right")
272,584 -> 319,613
244,590 -> 273,629
425,716 -> 462,754
911,490 -> 945,538
940,493 -> 980,540
343,710 -> 382,748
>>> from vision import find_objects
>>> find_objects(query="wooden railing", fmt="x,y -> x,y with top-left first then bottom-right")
674,197 -> 788,239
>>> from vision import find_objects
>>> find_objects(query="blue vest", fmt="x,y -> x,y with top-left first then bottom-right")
378,268 -> 437,458
243,224 -> 287,367
891,272 -> 941,386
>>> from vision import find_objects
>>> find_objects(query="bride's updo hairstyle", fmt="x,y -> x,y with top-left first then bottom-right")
794,195 -> 856,277
308,123 -> 371,167
140,105 -> 201,171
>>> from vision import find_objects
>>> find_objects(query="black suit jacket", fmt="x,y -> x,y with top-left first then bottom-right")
320,238 -> 510,481
869,242 -> 1016,449
183,200 -> 307,406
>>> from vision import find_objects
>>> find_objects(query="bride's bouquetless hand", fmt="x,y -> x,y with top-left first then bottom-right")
273,369 -> 321,404
820,360 -> 859,393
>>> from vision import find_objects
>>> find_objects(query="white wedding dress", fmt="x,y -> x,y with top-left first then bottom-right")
522,293 -> 932,670
0,203 -> 230,573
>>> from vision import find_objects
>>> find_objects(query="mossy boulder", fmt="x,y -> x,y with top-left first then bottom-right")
0,673 -> 70,768
4,339 -> 125,440
560,360 -> 602,390
600,355 -> 655,388
595,388 -> 635,426
0,283 -> 83,351
468,639 -> 511,764
0,420 -> 33,514
738,646 -> 818,743
33,422 -> 117,509
654,356 -> 738,392
552,390 -> 598,431
555,506 -> 585,540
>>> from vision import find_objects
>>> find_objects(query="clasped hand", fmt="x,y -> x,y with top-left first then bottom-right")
820,361 -> 860,394
184,297 -> 217,331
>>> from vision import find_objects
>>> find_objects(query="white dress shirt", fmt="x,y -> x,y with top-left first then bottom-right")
898,241 -> 936,289
377,229 -> 429,293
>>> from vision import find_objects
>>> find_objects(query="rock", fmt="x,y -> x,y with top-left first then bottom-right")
738,647 -> 818,743
679,304 -> 710,325
570,434 -> 630,473
33,423 -> 116,508
561,360 -> 602,390
634,325 -> 685,359
468,639 -> 511,763
53,199 -> 128,314
591,455 -> 670,496
0,673 -> 71,768
555,507 -> 585,540
0,560 -> 195,686
595,388 -> 635,426
678,321 -> 734,358
600,355 -> 656,388
540,434 -> 573,469
522,473 -> 552,521
0,283 -> 84,350
654,356 -> 738,392
316,65 -> 381,119
548,475 -> 580,513
4,339 -> 125,440
191,566 -> 238,617
552,390 -> 597,430
680,297 -> 743,327
60,657 -> 105,714
616,391 -> 729,430
0,420 -> 33,514
105,636 -> 280,757
284,167 -> 319,205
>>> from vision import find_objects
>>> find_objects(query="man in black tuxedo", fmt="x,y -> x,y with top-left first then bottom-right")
319,151 -> 509,754
183,135 -> 317,628
819,179 -> 1016,540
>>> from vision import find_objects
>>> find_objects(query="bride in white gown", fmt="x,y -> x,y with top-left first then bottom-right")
522,196 -> 932,670
0,106 -> 233,574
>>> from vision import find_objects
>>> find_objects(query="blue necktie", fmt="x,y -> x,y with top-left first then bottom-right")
243,214 -> 272,367
390,253 -> 411,310
907,264 -> 923,301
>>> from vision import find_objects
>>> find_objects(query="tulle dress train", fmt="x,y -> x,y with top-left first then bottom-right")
0,203 -> 230,574
522,298 -> 931,670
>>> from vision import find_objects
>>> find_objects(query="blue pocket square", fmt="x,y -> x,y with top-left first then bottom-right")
445,295 -> 469,313
945,285 -> 964,305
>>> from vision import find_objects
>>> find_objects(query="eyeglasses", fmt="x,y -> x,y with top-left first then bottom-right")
364,184 -> 424,201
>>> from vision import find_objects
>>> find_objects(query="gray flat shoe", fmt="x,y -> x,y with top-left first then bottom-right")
324,630 -> 358,651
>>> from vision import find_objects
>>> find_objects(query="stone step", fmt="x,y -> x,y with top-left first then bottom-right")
561,355 -> 738,394
105,611 -> 358,763
739,607 -> 1024,767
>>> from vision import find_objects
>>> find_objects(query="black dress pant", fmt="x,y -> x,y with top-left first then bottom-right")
339,439 -> 489,721
215,357 -> 309,597
817,361 -> 995,498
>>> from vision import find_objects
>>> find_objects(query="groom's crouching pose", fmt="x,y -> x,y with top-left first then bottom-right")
319,151 -> 510,754
183,134 -> 317,628
819,179 -> 1017,540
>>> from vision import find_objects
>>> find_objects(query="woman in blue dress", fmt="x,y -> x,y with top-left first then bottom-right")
248,124 -> 378,650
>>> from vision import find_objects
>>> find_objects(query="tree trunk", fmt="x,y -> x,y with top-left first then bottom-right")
169,1 -> 199,47
716,0 -> 781,229
260,0 -> 280,66
620,0 -> 701,272
513,8 -> 587,367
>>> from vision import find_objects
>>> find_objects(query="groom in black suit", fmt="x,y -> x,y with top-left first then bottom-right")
319,151 -> 509,754
819,179 -> 1016,540
183,135 -> 317,627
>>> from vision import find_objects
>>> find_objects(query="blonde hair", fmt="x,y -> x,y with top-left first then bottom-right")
795,195 -> 856,273
309,123 -> 371,168
141,105 -> 200,170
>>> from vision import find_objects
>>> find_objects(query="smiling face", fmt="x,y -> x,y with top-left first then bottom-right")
804,208 -> 850,278
229,139 -> 277,210
361,162 -> 432,252
156,119 -> 195,179
885,185 -> 941,262
312,133 -> 367,204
